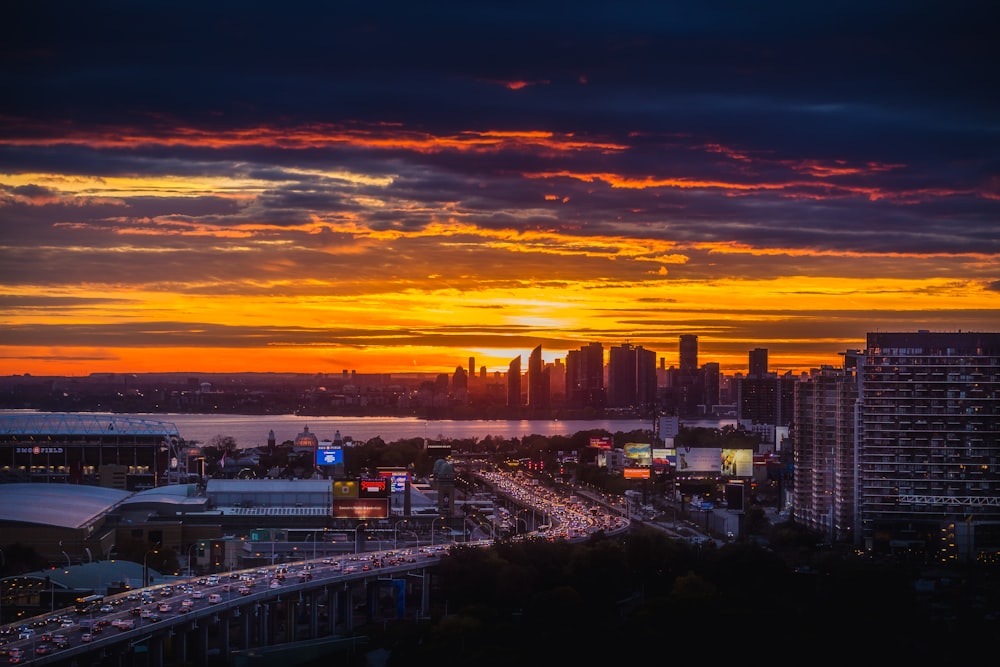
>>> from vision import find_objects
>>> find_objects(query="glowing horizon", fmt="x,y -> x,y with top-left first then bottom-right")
2,5 -> 997,379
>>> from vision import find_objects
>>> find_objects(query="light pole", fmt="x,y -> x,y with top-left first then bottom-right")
305,533 -> 316,561
393,519 -> 408,550
514,508 -> 531,535
187,542 -> 199,577
353,522 -> 367,553
143,547 -> 159,588
431,517 -> 446,546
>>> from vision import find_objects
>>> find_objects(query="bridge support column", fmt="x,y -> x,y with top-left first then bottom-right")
220,610 -> 230,656
198,621 -> 209,665
309,590 -> 318,638
420,571 -> 430,617
175,626 -> 187,665
240,606 -> 250,650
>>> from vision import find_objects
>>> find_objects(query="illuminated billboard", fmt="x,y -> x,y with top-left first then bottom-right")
623,467 -> 650,479
333,480 -> 358,499
332,498 -> 389,519
721,449 -> 753,477
652,448 -> 673,471
590,436 -> 612,449
379,469 -> 410,493
624,442 -> 652,466
360,478 -> 389,498
316,447 -> 343,466
676,447 -> 722,473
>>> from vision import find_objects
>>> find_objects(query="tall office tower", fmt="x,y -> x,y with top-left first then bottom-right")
607,343 -> 657,410
749,348 -> 769,376
506,355 -> 522,409
452,365 -> 468,397
702,362 -> 720,412
857,331 -> 1000,558
792,360 -> 859,543
469,357 -> 475,378
676,334 -> 703,417
679,335 -> 698,376
548,358 -> 565,405
636,346 -> 657,410
607,343 -> 638,408
527,345 -> 550,410
566,342 -> 605,410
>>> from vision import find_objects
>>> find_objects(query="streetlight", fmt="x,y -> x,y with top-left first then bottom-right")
187,542 -> 200,577
431,516 -> 446,546
393,520 -> 408,550
353,523 -> 367,553
514,508 -> 531,535
143,546 -> 160,588
305,533 -> 316,561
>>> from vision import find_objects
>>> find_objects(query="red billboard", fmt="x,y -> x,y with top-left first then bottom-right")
623,467 -> 650,479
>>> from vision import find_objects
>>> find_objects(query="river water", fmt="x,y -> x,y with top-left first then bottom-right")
1,410 -> 732,448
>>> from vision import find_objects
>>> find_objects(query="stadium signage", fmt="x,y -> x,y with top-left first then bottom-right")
16,446 -> 65,455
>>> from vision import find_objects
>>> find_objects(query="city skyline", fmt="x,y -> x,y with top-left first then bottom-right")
2,3 -> 998,378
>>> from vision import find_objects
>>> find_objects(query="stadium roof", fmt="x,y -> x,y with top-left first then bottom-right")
0,412 -> 180,438
0,483 -> 132,529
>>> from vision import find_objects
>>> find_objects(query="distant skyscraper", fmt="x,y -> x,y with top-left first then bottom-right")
679,335 -> 698,377
749,348 -> 768,376
527,345 -> 550,410
566,342 -> 604,410
507,355 -> 522,408
676,335 -> 703,417
607,343 -> 657,410
702,362 -> 720,411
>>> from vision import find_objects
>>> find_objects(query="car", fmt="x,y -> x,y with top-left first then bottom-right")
157,603 -> 171,613
191,590 -> 205,599
34,643 -> 53,655
81,633 -> 93,643
99,604 -> 114,613
17,629 -> 34,640
177,605 -> 190,614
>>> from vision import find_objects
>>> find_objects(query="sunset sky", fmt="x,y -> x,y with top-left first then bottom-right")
2,2 -> 998,378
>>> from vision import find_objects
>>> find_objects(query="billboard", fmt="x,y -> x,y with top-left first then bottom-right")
652,448 -> 673,472
316,447 -> 343,466
624,442 -> 652,466
676,447 -> 722,474
333,480 -> 358,499
623,467 -> 650,479
721,449 -> 753,477
379,469 -> 410,493
332,498 -> 389,519
360,478 -> 389,498
590,436 -> 612,449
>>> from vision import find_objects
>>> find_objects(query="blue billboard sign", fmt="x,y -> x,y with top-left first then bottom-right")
316,447 -> 343,466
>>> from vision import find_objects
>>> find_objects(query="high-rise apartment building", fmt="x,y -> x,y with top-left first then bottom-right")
793,331 -> 1000,560
856,331 -> 1000,559
792,359 -> 859,543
